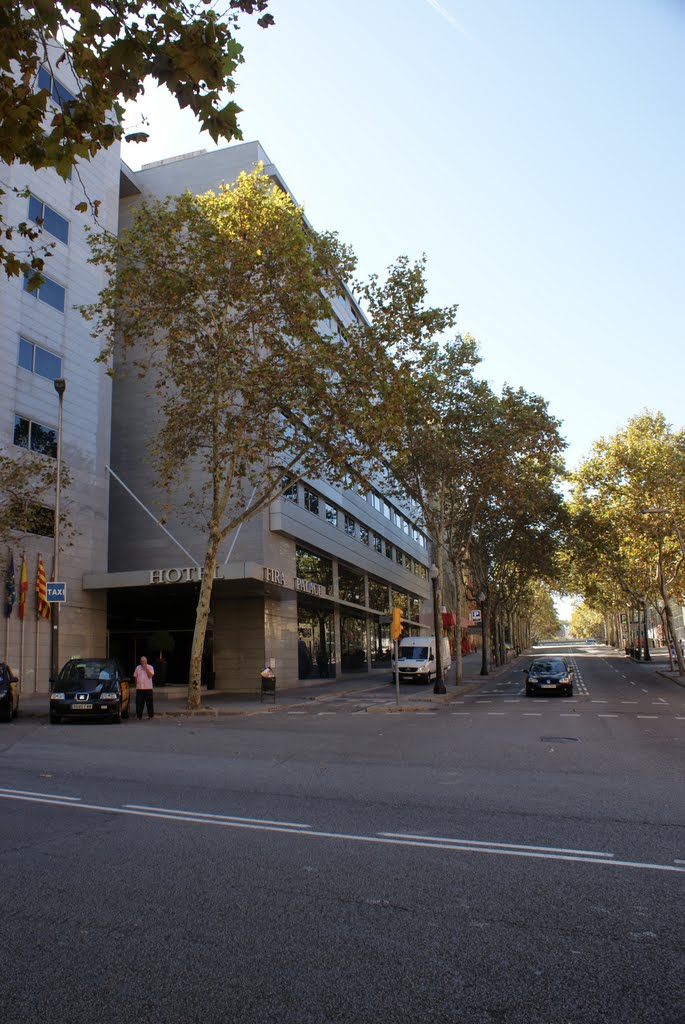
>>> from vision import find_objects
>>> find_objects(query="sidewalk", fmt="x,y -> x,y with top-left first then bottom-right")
15,651 -> 509,719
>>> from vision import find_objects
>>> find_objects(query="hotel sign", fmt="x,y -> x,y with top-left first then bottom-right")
296,577 -> 327,598
149,566 -> 216,584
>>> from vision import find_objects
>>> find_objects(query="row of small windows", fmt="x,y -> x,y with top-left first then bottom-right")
13,415 -> 57,458
296,548 -> 422,617
287,482 -> 429,580
18,337 -> 62,381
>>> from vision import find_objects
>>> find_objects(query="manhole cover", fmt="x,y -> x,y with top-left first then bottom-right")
540,736 -> 579,743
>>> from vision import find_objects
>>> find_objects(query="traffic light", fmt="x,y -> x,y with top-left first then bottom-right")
390,606 -> 403,640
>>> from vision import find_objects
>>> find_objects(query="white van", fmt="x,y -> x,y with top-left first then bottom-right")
393,635 -> 452,683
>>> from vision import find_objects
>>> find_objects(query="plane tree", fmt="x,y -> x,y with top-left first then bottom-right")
0,0 -> 273,279
569,412 -> 685,674
83,167 -> 390,707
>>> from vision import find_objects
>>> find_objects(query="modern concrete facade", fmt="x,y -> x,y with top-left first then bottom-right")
1,55 -> 121,693
83,143 -> 433,692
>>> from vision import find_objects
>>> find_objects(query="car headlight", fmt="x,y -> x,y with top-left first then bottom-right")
100,693 -> 118,701
528,677 -> 538,684
0,687 -> 8,698
50,692 -> 65,700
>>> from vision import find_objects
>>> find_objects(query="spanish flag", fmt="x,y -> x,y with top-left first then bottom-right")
18,554 -> 28,621
36,556 -> 50,620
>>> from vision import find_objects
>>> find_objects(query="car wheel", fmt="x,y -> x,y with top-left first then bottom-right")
49,712 -> 61,725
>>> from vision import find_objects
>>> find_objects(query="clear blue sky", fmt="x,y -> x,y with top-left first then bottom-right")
121,0 -> 685,472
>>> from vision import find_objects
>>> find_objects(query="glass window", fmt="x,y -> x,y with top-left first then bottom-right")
325,503 -> 338,527
373,533 -> 382,553
304,487 -> 319,515
13,416 -> 29,450
37,66 -> 76,109
338,566 -> 364,605
396,547 -> 404,565
404,552 -> 412,569
402,518 -> 410,535
371,492 -> 382,512
18,337 -> 34,371
23,272 -> 65,312
391,590 -> 409,615
385,540 -> 392,559
383,502 -> 391,519
6,500 -> 54,537
19,338 -> 62,380
13,416 -> 57,457
413,559 -> 422,576
296,547 -> 333,590
409,596 -> 421,620
282,477 -> 298,502
34,345 -> 62,380
359,524 -> 369,545
29,195 -> 69,244
344,514 -> 355,537
30,420 -> 58,457
368,579 -> 389,612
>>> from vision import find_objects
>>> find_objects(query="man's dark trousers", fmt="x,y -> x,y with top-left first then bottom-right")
136,689 -> 154,719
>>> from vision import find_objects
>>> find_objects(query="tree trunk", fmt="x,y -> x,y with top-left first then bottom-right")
187,539 -> 220,709
663,596 -> 685,676
480,602 -> 489,675
453,557 -> 463,686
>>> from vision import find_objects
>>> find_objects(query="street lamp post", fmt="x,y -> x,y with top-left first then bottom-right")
50,378 -> 66,680
478,590 -> 488,676
429,564 -> 446,694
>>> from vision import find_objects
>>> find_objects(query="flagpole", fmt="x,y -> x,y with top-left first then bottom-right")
34,554 -> 40,694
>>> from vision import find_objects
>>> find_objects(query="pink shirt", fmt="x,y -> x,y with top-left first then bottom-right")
133,664 -> 154,689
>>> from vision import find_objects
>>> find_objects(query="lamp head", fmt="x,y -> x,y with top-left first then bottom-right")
54,378 -> 66,396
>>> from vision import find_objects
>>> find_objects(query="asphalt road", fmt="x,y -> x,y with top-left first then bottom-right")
1,642 -> 683,1024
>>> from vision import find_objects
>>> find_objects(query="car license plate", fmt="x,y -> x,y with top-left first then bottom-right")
541,683 -> 556,689
72,702 -> 93,709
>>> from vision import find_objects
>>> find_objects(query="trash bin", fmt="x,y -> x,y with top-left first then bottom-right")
260,670 -> 276,703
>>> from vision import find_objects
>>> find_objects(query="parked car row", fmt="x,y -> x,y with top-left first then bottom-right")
0,657 -> 131,724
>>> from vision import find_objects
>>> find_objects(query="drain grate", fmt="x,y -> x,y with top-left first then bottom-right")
540,736 -> 579,743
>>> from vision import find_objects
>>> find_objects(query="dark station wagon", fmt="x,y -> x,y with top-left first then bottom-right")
49,657 -> 130,724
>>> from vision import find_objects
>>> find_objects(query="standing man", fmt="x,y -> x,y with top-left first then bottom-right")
134,655 -> 155,720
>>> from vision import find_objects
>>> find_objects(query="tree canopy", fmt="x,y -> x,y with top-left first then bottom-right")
0,0 -> 273,278
83,166 -> 387,706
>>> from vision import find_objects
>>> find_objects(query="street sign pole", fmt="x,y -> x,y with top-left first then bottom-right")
394,638 -> 400,706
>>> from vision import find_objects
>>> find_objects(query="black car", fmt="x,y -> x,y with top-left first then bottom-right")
49,657 -> 131,723
0,663 -> 19,721
523,657 -> 574,697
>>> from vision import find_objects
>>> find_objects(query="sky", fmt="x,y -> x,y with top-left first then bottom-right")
121,0 -> 685,475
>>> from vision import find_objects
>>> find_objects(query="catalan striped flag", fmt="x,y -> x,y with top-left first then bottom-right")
36,556 -> 50,620
4,551 -> 15,618
18,554 -> 28,621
